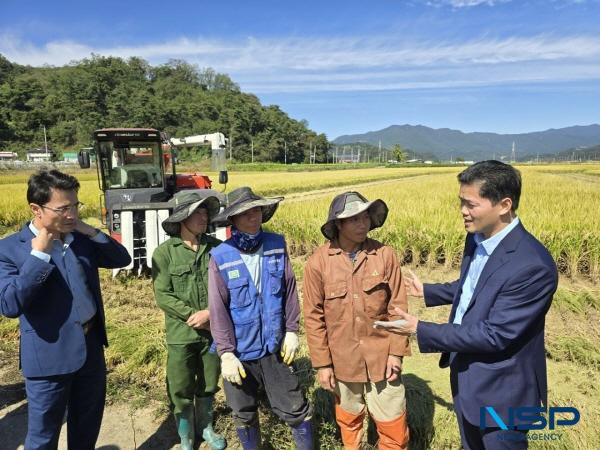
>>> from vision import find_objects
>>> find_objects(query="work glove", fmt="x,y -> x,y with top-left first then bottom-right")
280,332 -> 299,365
220,352 -> 246,385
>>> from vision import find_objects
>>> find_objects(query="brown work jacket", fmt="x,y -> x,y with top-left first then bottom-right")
303,238 -> 411,383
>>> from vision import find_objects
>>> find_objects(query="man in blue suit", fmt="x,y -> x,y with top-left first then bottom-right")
0,169 -> 131,450
376,161 -> 558,449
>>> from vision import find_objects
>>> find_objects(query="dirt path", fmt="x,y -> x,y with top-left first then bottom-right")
0,399 -> 182,450
281,173 -> 431,203
1,390 -> 234,450
543,171 -> 600,184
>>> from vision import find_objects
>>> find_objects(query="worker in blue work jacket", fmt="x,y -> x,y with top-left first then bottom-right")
208,186 -> 313,450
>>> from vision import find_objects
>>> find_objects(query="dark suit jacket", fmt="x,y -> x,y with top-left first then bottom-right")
417,222 -> 558,426
0,224 -> 131,377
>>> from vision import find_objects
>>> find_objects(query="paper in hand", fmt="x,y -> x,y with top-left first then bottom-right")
373,319 -> 408,329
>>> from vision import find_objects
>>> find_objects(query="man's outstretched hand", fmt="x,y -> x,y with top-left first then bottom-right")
374,308 -> 418,336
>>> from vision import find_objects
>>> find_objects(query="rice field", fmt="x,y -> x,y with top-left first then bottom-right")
2,164 -> 598,280
0,168 -> 100,233
218,166 -> 457,197
0,166 -> 454,234
270,164 -> 600,280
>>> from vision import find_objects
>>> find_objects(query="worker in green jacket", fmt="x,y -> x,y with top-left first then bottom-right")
151,190 -> 226,450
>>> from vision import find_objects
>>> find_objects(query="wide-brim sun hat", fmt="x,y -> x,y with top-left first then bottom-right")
212,186 -> 283,226
162,189 -> 222,236
321,191 -> 388,240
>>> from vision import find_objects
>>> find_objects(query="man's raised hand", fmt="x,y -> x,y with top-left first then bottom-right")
31,227 -> 53,253
74,219 -> 98,237
403,268 -> 424,298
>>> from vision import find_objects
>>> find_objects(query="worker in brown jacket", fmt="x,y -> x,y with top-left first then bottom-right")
303,191 -> 410,450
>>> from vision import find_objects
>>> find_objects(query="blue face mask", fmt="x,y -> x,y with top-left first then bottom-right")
231,227 -> 264,253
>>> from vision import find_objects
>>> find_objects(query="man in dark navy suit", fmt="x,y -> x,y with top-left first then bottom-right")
0,169 -> 131,449
376,161 -> 558,449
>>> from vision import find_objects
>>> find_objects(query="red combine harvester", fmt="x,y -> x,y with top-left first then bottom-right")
78,128 -> 229,274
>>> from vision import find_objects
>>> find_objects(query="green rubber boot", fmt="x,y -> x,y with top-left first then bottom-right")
174,407 -> 195,450
195,396 -> 226,450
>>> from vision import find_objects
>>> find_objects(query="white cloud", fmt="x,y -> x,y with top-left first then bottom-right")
426,0 -> 511,7
1,33 -> 599,94
426,0 -> 598,7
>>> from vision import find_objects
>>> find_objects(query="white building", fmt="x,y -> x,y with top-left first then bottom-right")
0,151 -> 18,161
26,149 -> 55,162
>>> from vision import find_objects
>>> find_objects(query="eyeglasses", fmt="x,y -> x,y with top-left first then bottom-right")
40,202 -> 85,216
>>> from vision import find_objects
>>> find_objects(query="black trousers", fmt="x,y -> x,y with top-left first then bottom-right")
223,352 -> 311,427
455,405 -> 528,450
451,370 -> 528,450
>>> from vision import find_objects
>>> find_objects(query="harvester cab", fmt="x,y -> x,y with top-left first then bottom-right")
78,128 -> 228,275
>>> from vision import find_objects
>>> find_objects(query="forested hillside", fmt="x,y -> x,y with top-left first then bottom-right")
0,54 -> 329,163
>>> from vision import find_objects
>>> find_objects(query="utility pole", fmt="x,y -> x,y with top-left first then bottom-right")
284,140 -> 287,165
229,126 -> 233,160
38,124 -> 50,160
251,138 -> 254,163
43,125 -> 48,154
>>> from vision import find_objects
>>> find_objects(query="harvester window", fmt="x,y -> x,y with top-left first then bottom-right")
99,140 -> 163,190
126,170 -> 151,188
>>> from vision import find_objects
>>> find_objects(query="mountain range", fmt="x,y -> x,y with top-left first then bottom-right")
333,124 -> 600,161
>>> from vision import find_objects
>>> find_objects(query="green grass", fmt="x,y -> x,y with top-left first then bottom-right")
553,288 -> 600,313
547,336 -> 600,369
0,315 -> 19,338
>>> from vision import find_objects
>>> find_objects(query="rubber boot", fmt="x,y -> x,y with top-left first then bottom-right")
174,408 -> 195,450
290,418 -> 315,450
195,395 -> 226,450
236,425 -> 260,450
373,411 -> 409,450
335,404 -> 366,450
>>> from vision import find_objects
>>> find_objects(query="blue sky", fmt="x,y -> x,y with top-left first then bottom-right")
1,0 -> 599,139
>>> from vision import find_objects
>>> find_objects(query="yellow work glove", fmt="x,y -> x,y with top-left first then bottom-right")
280,332 -> 299,365
220,352 -> 246,385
